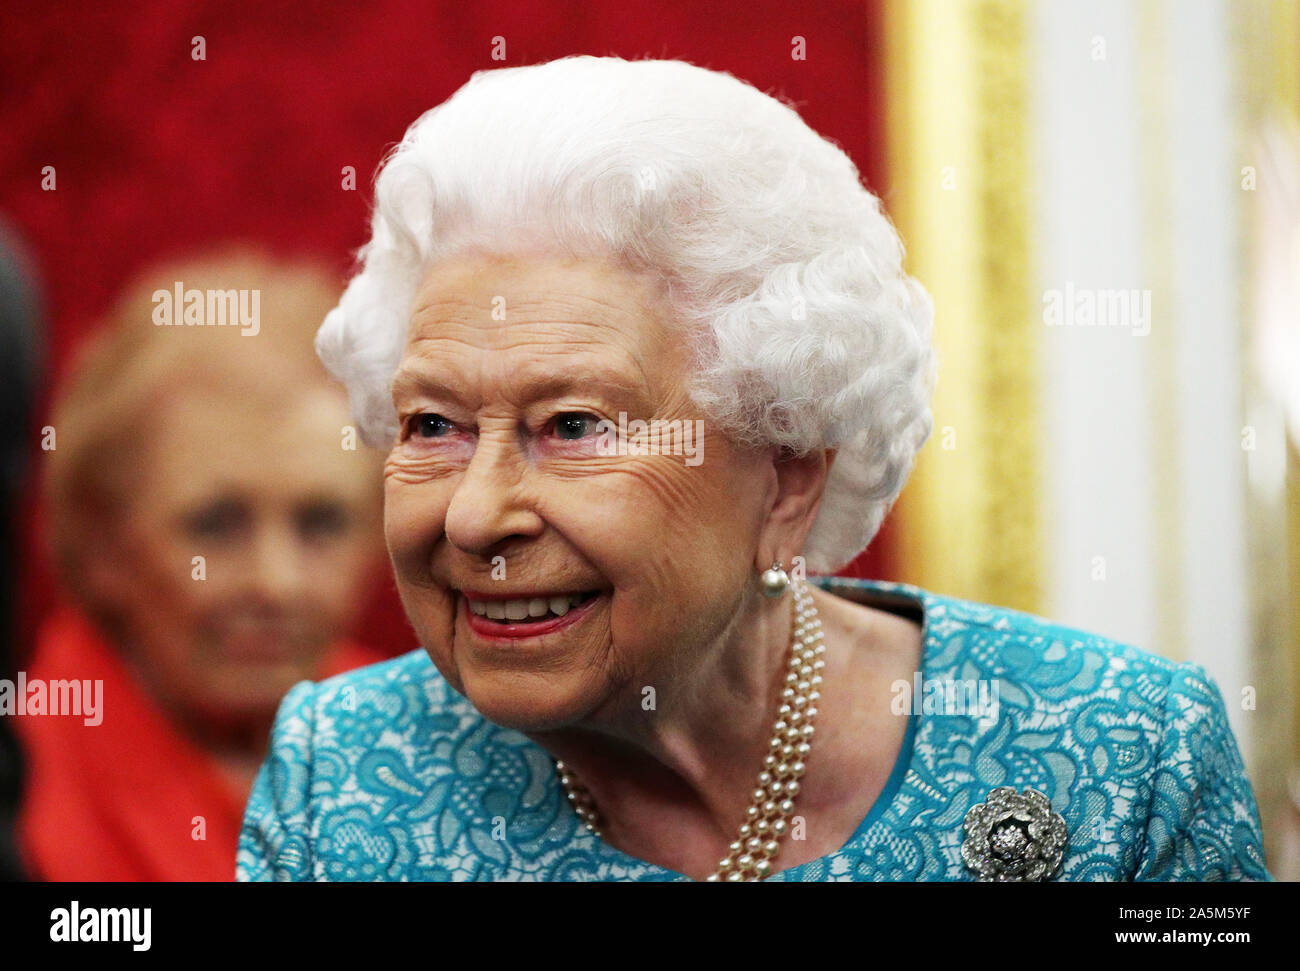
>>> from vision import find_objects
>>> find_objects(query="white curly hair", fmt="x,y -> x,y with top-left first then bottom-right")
317,55 -> 936,574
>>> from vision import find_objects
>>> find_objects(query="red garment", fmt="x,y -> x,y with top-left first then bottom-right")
15,608 -> 383,881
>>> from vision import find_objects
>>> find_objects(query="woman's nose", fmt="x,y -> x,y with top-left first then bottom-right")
248,524 -> 309,604
443,430 -> 544,556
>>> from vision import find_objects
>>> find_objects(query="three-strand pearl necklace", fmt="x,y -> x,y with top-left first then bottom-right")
555,578 -> 825,881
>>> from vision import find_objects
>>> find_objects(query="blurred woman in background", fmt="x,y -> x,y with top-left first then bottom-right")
18,249 -> 385,880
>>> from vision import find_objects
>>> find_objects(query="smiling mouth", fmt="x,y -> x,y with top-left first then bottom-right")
460,589 -> 604,640
465,590 -> 601,622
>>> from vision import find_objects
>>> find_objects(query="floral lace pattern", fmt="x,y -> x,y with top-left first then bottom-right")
237,578 -> 1271,881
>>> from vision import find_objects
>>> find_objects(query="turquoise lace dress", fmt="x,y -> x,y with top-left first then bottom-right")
237,577 -> 1271,881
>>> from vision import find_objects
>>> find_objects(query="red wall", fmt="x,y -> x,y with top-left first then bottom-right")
0,0 -> 895,658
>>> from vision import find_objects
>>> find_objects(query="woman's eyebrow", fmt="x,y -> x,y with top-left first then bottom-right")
390,362 -> 646,408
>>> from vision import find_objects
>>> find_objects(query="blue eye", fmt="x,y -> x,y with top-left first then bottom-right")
415,414 -> 454,438
554,413 -> 598,440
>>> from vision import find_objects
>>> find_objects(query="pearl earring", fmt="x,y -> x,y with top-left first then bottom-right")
760,559 -> 790,598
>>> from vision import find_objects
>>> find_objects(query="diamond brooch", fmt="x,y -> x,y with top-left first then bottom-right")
961,786 -> 1068,882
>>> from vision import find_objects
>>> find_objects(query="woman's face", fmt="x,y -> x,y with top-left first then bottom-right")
386,251 -> 776,732
98,378 -> 380,727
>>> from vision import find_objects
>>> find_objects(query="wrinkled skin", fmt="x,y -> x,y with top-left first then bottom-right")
386,249 -> 923,879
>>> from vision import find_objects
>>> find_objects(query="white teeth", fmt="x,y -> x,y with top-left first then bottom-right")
466,592 -> 595,622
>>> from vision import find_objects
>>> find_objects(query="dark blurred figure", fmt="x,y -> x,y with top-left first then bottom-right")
18,248 -> 385,880
0,219 -> 41,882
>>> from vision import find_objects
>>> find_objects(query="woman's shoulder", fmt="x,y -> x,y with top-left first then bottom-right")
304,645 -> 443,703
880,577 -> 1242,755
818,575 -> 1204,703
269,647 -> 480,753
240,648 -> 533,881
811,577 -> 1269,881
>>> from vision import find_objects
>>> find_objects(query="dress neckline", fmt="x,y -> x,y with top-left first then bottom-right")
582,577 -> 932,881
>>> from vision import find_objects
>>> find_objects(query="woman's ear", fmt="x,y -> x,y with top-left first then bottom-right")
756,446 -> 836,569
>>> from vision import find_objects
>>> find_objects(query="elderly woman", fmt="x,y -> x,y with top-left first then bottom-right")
237,56 -> 1269,882
22,250 -> 384,880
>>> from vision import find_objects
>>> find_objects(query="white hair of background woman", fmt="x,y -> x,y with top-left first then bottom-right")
317,54 -> 937,574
